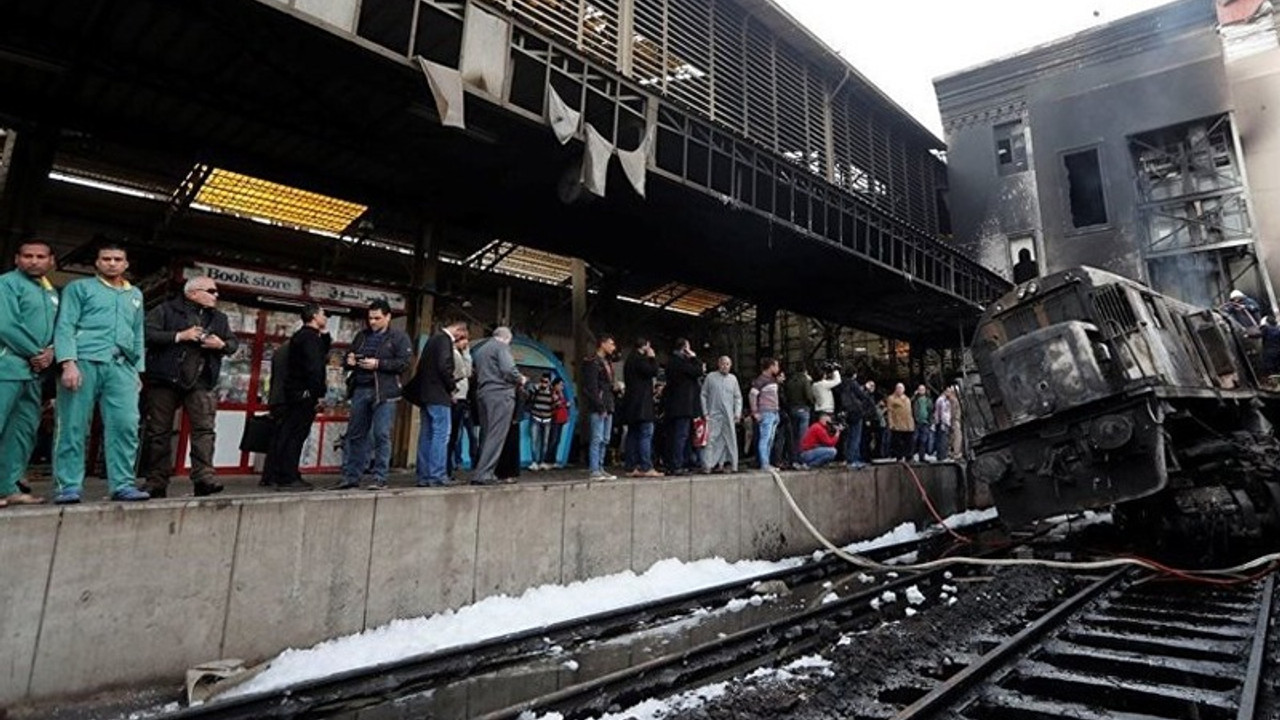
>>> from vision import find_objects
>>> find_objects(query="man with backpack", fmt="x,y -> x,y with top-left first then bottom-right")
840,369 -> 872,469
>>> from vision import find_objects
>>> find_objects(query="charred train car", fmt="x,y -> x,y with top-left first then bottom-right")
962,267 -> 1280,545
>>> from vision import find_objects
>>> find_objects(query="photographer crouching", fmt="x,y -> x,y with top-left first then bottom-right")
798,411 -> 842,468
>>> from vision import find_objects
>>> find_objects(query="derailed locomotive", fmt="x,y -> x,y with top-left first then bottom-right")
962,266 -> 1280,547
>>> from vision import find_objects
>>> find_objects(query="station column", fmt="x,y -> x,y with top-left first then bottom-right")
0,125 -> 57,259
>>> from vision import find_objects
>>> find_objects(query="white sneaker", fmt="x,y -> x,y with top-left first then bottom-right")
529,463 -> 541,471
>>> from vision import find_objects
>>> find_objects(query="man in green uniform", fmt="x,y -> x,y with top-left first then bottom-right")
0,240 -> 58,508
52,243 -> 149,503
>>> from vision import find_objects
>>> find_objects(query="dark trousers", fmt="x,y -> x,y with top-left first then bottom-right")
263,397 -> 317,484
141,384 -> 217,489
448,399 -> 479,474
666,417 -> 692,472
890,430 -> 913,461
545,422 -> 564,465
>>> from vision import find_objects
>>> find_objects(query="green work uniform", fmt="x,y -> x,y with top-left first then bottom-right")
53,276 -> 145,494
0,269 -> 59,495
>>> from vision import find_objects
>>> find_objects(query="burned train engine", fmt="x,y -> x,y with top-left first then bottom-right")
962,267 -> 1280,547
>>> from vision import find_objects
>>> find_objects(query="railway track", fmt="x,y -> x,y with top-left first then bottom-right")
897,570 -> 1276,720
160,521 -> 1005,720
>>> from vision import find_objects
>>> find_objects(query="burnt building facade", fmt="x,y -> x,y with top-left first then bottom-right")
935,0 -> 1280,312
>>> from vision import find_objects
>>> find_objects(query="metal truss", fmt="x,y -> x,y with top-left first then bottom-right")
1131,113 -> 1273,306
363,0 -> 1007,309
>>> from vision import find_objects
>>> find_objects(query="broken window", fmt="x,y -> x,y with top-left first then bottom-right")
994,121 -> 1028,175
1064,148 -> 1108,228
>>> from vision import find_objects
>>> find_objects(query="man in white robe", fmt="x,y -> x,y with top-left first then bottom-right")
701,356 -> 742,472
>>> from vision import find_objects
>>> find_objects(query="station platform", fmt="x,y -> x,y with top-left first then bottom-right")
0,462 -> 985,708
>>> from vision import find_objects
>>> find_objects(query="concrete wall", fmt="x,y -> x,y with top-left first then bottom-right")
0,465 -> 979,706
1026,41 -> 1229,283
942,21 -> 1231,288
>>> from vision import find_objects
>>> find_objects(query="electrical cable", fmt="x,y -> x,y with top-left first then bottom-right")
768,467 -> 1280,584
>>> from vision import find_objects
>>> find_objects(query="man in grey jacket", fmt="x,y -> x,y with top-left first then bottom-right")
471,326 -> 525,485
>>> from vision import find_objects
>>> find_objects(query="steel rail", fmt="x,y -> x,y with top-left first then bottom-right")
470,542 -> 1023,720
1237,572 -> 1276,720
892,568 -> 1133,720
166,521 -> 1000,720
474,564 -> 966,720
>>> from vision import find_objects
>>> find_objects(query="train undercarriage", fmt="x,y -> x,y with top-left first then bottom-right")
977,393 -> 1280,559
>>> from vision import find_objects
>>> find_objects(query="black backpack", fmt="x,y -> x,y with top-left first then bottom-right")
267,342 -> 290,407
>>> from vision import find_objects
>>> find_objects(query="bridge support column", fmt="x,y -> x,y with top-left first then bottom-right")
0,125 -> 57,259
394,222 -> 440,470
571,258 -> 589,378
755,304 -> 777,366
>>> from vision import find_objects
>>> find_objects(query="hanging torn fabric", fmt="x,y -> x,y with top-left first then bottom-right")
416,57 -> 466,129
581,125 -> 613,197
617,123 -> 656,197
460,4 -> 510,97
547,87 -> 581,145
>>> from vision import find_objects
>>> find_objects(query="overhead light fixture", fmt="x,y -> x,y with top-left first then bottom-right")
194,167 -> 368,235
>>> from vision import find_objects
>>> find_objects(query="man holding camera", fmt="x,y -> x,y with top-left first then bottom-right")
336,299 -> 412,490
798,412 -> 841,468
139,277 -> 238,498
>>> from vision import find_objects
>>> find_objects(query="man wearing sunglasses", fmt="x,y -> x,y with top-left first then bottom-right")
138,277 -> 238,498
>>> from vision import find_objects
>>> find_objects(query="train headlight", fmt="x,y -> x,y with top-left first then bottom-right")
1089,414 -> 1133,451
971,453 -> 1010,485
1025,281 -> 1039,296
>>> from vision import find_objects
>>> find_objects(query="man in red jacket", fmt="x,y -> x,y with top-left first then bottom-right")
798,412 -> 841,468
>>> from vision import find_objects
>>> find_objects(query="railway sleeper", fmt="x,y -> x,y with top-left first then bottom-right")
970,688 -> 1190,720
1034,640 -> 1244,691
1073,612 -> 1256,640
1058,627 -> 1249,663
1003,660 -> 1238,720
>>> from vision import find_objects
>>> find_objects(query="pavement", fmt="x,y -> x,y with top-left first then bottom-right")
9,464 -> 767,504
7,456 -> 950,506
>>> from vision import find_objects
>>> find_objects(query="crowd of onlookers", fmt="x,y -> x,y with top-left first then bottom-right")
565,345 -> 966,480
0,240 -> 966,508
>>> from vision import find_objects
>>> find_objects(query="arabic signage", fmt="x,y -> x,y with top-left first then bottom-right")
308,280 -> 407,312
184,263 -> 407,311
184,263 -> 305,297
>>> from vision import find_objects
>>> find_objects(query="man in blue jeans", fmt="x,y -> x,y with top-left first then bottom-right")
336,300 -> 412,490
748,358 -> 781,471
840,371 -> 871,469
798,412 -> 841,468
408,317 -> 469,486
581,334 -> 618,480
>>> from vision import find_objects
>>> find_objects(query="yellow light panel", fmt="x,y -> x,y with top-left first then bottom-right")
194,168 -> 368,234
638,283 -> 731,315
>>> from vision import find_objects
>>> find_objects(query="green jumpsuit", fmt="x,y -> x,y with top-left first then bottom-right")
0,270 -> 58,495
53,277 -> 145,494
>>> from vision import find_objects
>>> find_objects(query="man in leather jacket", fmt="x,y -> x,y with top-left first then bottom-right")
334,299 -> 412,490
140,277 -> 238,498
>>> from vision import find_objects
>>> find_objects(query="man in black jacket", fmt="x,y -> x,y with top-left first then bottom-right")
411,317 -> 468,486
262,304 -> 330,490
335,300 -> 412,490
840,368 -> 872,469
581,334 -> 618,480
663,338 -> 704,475
139,278 -> 239,498
620,338 -> 660,477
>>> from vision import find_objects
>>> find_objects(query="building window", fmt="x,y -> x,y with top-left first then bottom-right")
994,121 -> 1028,175
1009,235 -> 1038,283
1064,148 -> 1108,228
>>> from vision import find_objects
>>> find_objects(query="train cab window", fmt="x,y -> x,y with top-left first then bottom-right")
1141,293 -> 1166,330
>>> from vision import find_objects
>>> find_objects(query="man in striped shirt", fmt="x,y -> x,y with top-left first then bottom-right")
749,358 -> 781,472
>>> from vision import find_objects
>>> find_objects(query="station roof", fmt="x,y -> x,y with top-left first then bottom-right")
0,0 -> 992,344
